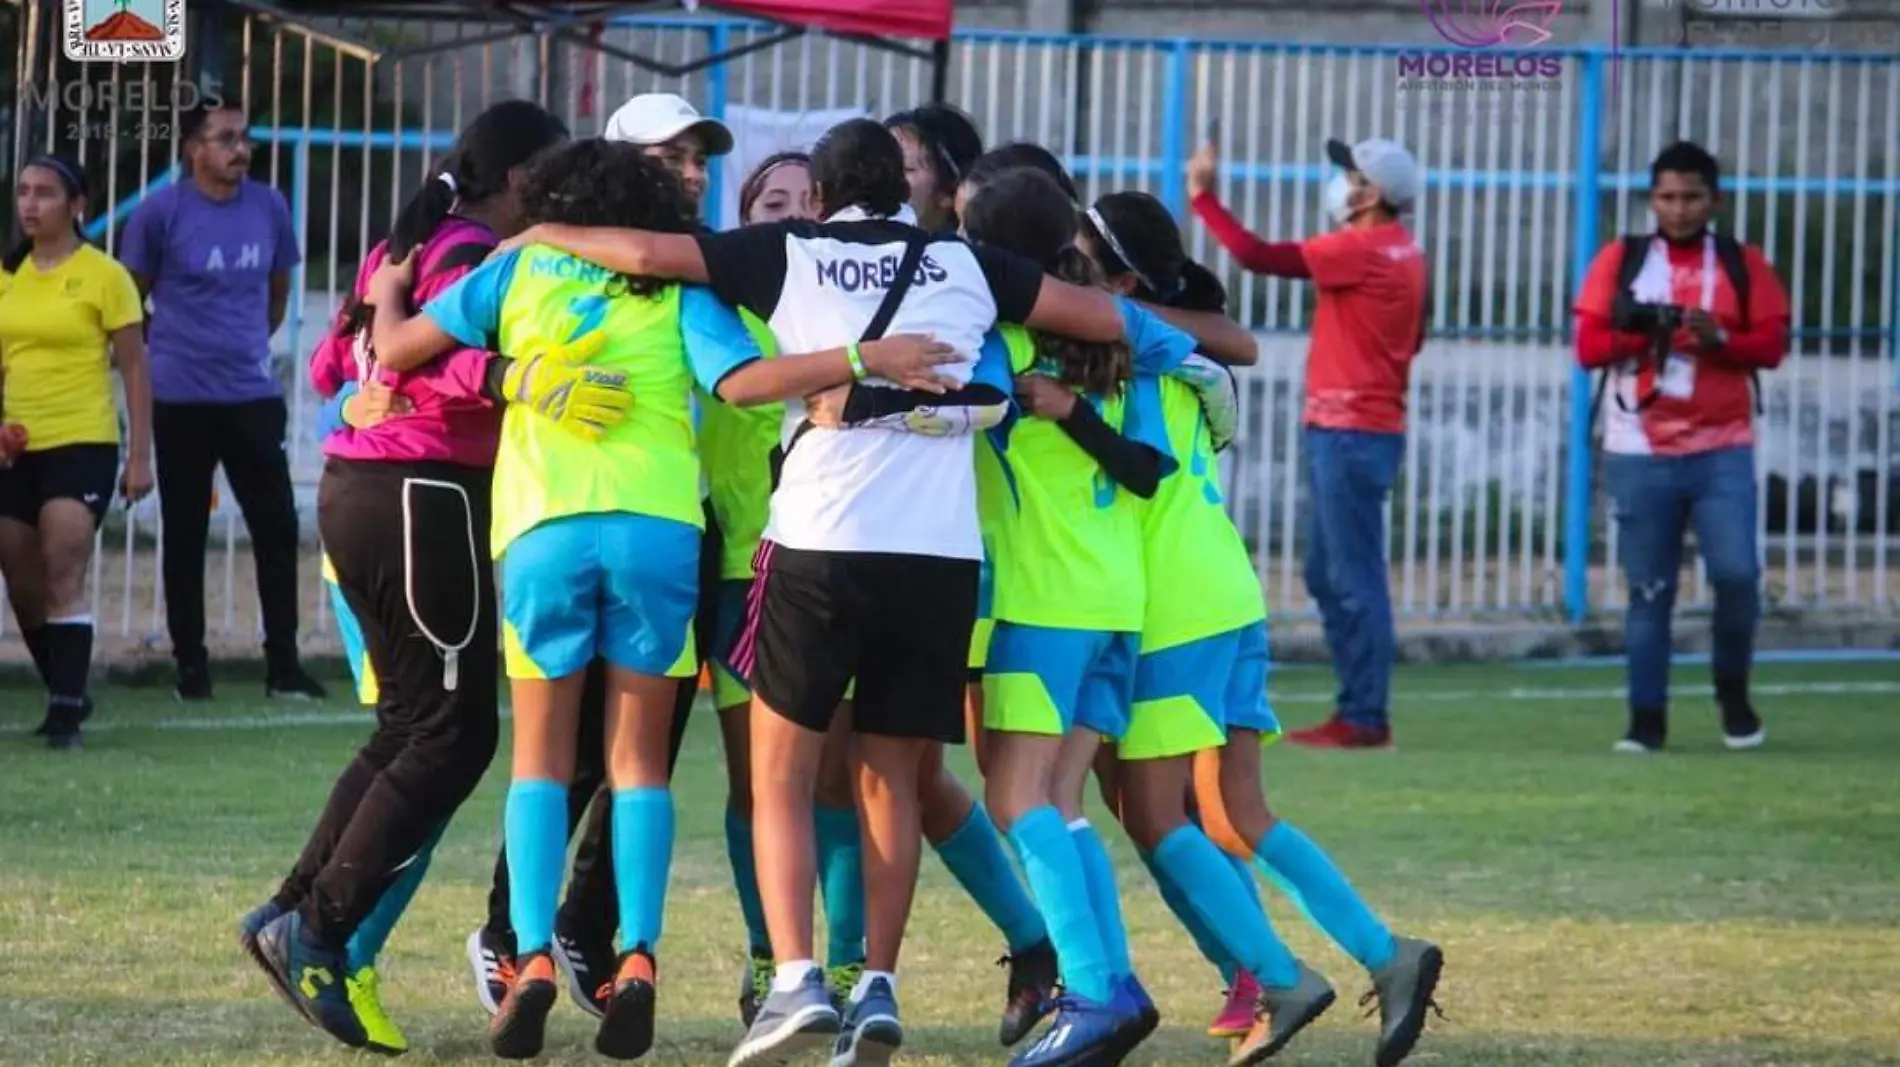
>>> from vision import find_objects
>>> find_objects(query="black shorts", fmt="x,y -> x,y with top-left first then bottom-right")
743,543 -> 979,743
0,443 -> 118,526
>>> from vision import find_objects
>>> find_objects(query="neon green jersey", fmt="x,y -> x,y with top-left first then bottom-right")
1138,376 -> 1265,652
975,326 -> 1146,632
700,309 -> 783,579
423,245 -> 755,557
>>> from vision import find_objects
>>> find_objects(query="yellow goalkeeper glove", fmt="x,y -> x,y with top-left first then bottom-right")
500,333 -> 631,440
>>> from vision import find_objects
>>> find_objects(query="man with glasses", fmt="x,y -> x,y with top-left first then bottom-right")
120,103 -> 325,701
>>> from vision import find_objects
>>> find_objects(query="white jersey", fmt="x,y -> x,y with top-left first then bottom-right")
696,204 -> 1042,560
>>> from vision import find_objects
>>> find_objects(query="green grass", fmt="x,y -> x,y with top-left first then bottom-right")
4,661 -> 1900,1066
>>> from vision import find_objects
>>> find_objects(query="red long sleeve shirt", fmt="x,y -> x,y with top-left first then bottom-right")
1573,236 -> 1791,456
1191,189 -> 1427,434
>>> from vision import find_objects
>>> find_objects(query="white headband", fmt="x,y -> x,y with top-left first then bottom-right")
437,172 -> 458,195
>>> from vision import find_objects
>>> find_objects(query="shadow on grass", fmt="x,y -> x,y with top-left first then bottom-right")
8,1000 -> 1900,1067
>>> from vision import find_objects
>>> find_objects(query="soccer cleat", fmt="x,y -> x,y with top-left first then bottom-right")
596,948 -> 659,1061
1364,936 -> 1444,1067
739,948 -> 774,1025
466,928 -> 517,1016
268,665 -> 329,701
829,975 -> 902,1067
348,966 -> 409,1056
44,719 -> 83,751
254,911 -> 369,1049
1228,963 -> 1335,1067
1210,972 -> 1262,1038
33,697 -> 92,737
1121,975 -> 1160,1048
238,900 -> 299,1022
729,969 -> 841,1067
555,923 -> 617,1019
1286,716 -> 1391,749
490,951 -> 559,1060
175,661 -> 214,702
1009,992 -> 1144,1067
825,960 -> 865,1011
997,938 -> 1060,1046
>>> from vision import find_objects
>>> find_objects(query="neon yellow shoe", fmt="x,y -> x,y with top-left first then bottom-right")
347,966 -> 408,1056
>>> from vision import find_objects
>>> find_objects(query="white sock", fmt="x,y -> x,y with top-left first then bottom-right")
772,959 -> 818,993
850,969 -> 897,1004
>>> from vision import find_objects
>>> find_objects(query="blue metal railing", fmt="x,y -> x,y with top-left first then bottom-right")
81,22 -> 1898,625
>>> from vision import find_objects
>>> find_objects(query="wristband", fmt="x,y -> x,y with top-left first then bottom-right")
847,342 -> 868,380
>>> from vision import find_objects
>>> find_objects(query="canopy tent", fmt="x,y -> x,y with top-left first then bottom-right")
219,0 -> 955,97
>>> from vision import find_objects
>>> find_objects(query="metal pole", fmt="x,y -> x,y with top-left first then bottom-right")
930,38 -> 949,103
1564,50 -> 1606,624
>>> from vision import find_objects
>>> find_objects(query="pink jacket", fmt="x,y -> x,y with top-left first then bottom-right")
308,217 -> 501,467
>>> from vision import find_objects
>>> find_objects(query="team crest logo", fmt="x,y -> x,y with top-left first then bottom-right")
63,0 -> 186,63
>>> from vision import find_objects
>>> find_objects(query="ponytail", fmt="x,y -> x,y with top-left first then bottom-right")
1033,245 -> 1132,398
340,100 -> 567,337
385,173 -> 460,263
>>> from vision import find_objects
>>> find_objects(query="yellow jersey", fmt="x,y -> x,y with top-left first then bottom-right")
0,244 -> 143,449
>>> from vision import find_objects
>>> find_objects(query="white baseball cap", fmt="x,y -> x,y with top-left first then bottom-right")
603,92 -> 733,155
1326,137 -> 1422,212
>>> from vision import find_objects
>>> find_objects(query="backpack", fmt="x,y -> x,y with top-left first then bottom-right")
1587,232 -> 1759,428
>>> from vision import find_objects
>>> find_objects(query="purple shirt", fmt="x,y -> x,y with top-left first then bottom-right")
308,217 -> 500,468
119,178 -> 301,404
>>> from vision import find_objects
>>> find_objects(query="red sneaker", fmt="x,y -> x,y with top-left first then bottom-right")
1286,716 -> 1391,749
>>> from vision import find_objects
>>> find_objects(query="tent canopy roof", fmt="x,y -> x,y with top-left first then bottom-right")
237,1 -> 953,40
226,0 -> 953,77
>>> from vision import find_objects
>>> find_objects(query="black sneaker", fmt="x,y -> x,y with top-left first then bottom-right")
997,938 -> 1060,1046
268,665 -> 328,701
466,927 -> 517,1016
33,696 -> 88,736
555,921 -> 617,1019
175,661 -> 214,702
43,702 -> 83,751
1613,707 -> 1667,754
1717,678 -> 1765,750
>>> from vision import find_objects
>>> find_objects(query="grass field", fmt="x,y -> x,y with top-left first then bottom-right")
3,660 -> 1899,1067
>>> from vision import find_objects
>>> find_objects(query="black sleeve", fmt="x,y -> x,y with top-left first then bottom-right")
1056,400 -> 1163,499
480,355 -> 512,404
695,222 -> 793,322
971,243 -> 1046,325
841,381 -> 1010,420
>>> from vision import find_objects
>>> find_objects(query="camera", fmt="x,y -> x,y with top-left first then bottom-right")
1611,297 -> 1686,335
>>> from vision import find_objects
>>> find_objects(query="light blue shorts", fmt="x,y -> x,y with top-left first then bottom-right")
500,512 -> 701,681
982,622 -> 1138,740
1125,621 -> 1281,760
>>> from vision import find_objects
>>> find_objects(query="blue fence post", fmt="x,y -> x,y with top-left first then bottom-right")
705,20 -> 731,230
1563,50 -> 1605,625
1159,39 -> 1191,217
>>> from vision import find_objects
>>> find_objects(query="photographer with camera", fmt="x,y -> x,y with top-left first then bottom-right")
1574,140 -> 1791,754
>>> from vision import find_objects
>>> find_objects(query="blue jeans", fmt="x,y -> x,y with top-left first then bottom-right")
1302,428 -> 1404,729
1603,447 -> 1761,713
